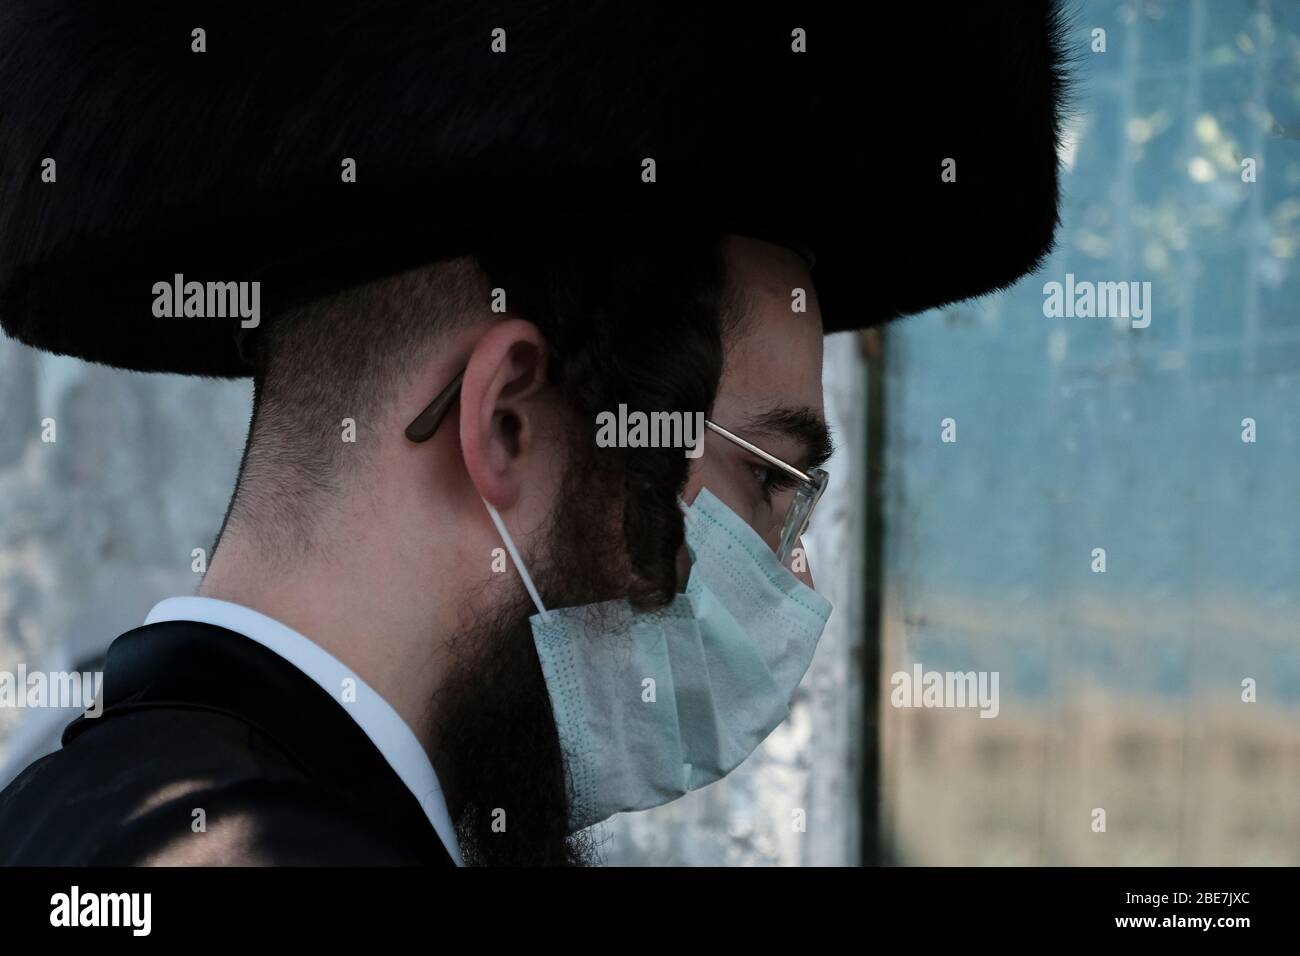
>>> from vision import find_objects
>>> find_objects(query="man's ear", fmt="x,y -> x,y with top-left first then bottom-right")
458,319 -> 549,510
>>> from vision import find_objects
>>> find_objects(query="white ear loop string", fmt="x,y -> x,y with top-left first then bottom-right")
481,498 -> 552,624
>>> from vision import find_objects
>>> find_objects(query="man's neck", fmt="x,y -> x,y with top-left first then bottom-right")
196,533 -> 449,774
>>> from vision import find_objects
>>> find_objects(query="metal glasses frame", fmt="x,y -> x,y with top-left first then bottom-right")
404,367 -> 829,564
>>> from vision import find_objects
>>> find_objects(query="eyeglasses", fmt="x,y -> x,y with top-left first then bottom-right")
700,419 -> 828,566
404,367 -> 829,566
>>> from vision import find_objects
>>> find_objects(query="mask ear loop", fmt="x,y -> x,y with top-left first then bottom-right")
482,498 -> 552,625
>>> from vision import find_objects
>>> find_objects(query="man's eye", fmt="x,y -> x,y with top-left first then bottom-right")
749,463 -> 798,501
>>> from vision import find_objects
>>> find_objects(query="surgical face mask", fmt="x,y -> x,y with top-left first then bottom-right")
482,486 -> 832,832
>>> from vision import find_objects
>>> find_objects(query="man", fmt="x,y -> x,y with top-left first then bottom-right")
0,3 -> 1069,865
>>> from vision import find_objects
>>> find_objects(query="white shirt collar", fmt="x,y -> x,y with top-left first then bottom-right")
144,596 -> 464,866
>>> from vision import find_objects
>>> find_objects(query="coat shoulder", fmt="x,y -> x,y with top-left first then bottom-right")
0,707 -> 434,866
94,777 -> 429,866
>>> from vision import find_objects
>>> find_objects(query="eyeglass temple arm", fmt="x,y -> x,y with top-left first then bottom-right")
703,419 -> 812,484
404,369 -> 465,443
405,380 -> 814,490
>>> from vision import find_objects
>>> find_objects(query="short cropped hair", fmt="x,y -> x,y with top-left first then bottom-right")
220,232 -> 743,608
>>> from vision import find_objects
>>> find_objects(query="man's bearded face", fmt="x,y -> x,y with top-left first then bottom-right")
430,237 -> 824,866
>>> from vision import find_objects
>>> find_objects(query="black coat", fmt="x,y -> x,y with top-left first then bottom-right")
0,620 -> 456,866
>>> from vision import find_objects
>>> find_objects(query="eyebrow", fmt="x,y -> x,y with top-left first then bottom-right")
738,405 -> 835,473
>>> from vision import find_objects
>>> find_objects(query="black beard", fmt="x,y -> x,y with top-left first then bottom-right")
431,456 -> 629,866
439,598 -> 594,866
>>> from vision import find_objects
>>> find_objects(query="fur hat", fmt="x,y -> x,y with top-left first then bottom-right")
0,1 -> 1070,376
